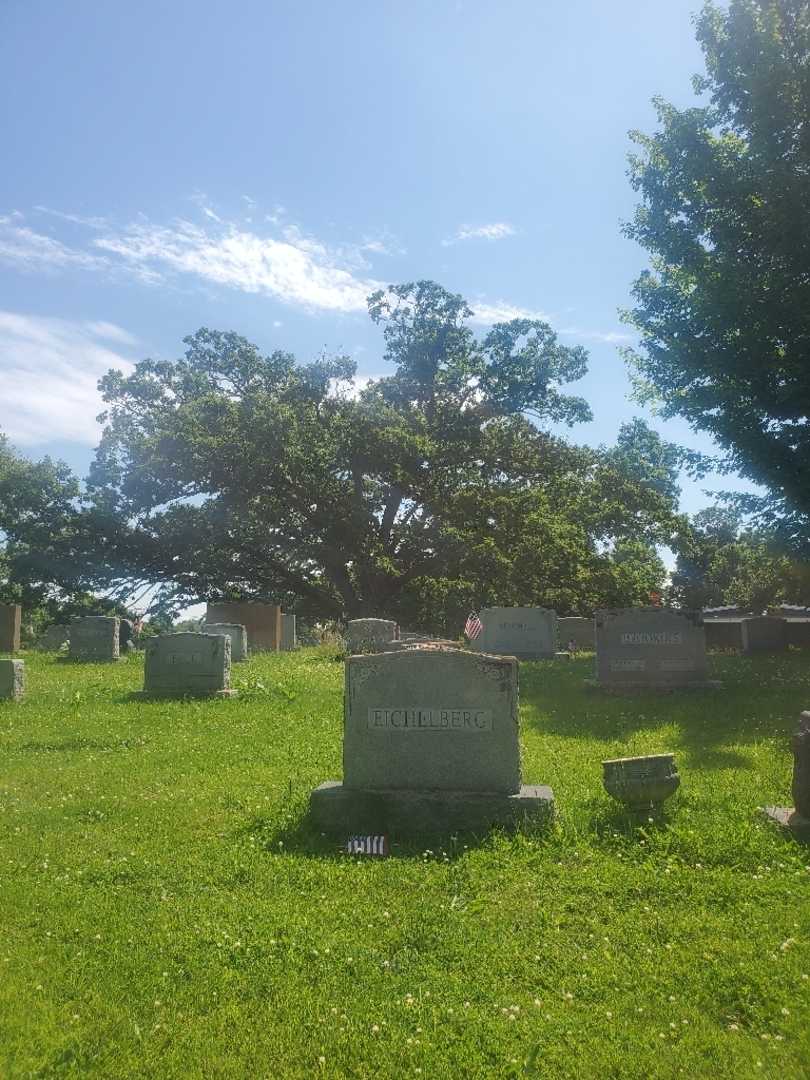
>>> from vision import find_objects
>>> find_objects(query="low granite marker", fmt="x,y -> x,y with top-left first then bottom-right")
34,625 -> 70,651
69,616 -> 120,662
281,613 -> 297,651
310,647 -> 554,835
0,604 -> 21,653
202,622 -> 248,661
205,602 -> 282,651
143,632 -> 235,697
741,616 -> 787,654
558,616 -> 595,652
473,606 -> 557,660
345,618 -> 399,653
595,608 -> 716,691
0,659 -> 24,701
763,712 -> 810,841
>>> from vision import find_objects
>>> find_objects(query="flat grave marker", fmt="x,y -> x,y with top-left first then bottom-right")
143,632 -> 235,697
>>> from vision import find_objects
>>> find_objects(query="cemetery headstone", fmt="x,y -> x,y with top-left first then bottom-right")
345,618 -> 399,653
281,613 -> 297,651
202,622 -> 248,661
0,604 -> 21,653
143,632 -> 235,697
69,616 -> 120,662
741,615 -> 787,654
310,647 -> 554,835
558,616 -> 595,652
595,608 -> 715,691
205,602 -> 282,651
473,606 -> 557,660
763,712 -> 810,841
35,625 -> 70,651
0,659 -> 24,701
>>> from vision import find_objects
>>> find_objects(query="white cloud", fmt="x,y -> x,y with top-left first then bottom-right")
443,222 -> 516,246
560,326 -> 634,344
468,300 -> 551,325
0,312 -> 136,446
0,218 -> 107,272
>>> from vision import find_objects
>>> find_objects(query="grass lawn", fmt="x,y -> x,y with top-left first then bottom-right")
1,647 -> 809,1079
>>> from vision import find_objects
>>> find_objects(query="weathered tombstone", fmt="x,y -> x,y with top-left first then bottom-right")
119,619 -> 136,652
69,616 -> 120,662
558,617 -> 595,652
741,616 -> 787,655
345,618 -> 399,654
763,712 -> 810,840
281,614 -> 297,651
34,625 -> 70,651
0,604 -> 21,653
310,648 -> 554,835
202,622 -> 248,661
205,602 -> 282,651
595,608 -> 715,691
474,606 -> 557,660
0,659 -> 24,701
704,619 -> 744,651
143,632 -> 235,697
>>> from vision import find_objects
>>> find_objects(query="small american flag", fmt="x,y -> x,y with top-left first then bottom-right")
464,611 -> 484,640
346,835 -> 389,856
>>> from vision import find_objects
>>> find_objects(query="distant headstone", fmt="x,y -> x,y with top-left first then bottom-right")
0,604 -> 21,653
474,606 -> 557,660
202,622 -> 248,661
310,648 -> 554,835
741,616 -> 787,655
35,625 -> 70,652
345,618 -> 399,654
0,659 -> 24,701
143,632 -> 235,697
119,619 -> 136,652
595,608 -> 714,691
704,619 -> 744,651
763,712 -> 810,841
281,614 -> 297,651
69,616 -> 120,662
558,617 -> 594,652
205,602 -> 282,651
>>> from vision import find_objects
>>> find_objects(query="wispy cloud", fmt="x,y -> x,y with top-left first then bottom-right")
468,299 -> 551,325
560,326 -> 634,344
0,312 -> 136,445
443,222 -> 516,246
0,216 -> 107,272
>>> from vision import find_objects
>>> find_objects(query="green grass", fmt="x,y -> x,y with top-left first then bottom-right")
1,648 -> 809,1079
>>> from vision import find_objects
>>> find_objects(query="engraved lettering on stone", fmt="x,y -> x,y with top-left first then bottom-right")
620,632 -> 683,646
367,707 -> 493,732
610,659 -> 646,671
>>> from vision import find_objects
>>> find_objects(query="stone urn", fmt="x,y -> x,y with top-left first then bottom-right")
602,753 -> 680,817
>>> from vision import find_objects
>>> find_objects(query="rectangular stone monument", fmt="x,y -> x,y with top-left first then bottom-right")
143,632 -> 235,697
474,606 -> 557,660
281,614 -> 297,651
595,608 -> 715,691
345,618 -> 399,654
202,622 -> 248,661
310,648 -> 554,835
34,625 -> 70,651
0,604 -> 21,653
558,617 -> 595,652
205,602 -> 282,651
763,711 -> 810,841
69,616 -> 120,662
0,659 -> 24,701
741,616 -> 787,654
704,619 -> 744,651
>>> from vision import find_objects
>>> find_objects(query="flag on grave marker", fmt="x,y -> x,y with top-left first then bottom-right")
346,835 -> 389,856
464,612 -> 484,640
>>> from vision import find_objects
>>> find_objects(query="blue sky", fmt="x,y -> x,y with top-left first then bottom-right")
0,0 -> 755,520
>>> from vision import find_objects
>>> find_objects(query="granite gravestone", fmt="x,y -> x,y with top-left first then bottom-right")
0,659 -> 24,701
281,614 -> 297,651
310,648 -> 554,835
474,607 -> 557,660
741,616 -> 787,655
35,625 -> 70,651
763,712 -> 810,840
202,622 -> 248,661
345,618 -> 399,654
558,617 -> 595,652
143,632 -> 235,697
0,604 -> 21,653
69,616 -> 120,662
595,608 -> 713,691
205,602 -> 282,651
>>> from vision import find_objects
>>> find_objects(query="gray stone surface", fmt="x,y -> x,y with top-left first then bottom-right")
792,711 -> 810,818
0,659 -> 24,701
558,617 -> 595,651
69,616 -> 120,662
474,606 -> 557,660
595,608 -> 711,690
741,616 -> 787,654
202,622 -> 248,661
762,806 -> 810,842
35,625 -> 70,651
0,604 -> 21,653
281,613 -> 297,651
205,602 -> 282,650
143,632 -> 234,697
345,618 -> 399,654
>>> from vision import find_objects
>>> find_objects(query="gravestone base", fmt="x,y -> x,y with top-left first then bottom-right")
310,781 -> 554,836
0,659 -> 24,701
761,806 -> 810,842
587,678 -> 721,695
138,688 -> 238,700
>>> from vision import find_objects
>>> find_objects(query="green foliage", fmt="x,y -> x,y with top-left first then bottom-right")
623,0 -> 810,550
1,649 -> 808,1077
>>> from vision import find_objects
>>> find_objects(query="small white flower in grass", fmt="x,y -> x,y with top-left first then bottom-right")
668,995 -> 676,1001
464,1001 -> 471,1009
728,1023 -> 739,1031
606,1011 -> 612,1019
508,1014 -> 517,1022
781,1007 -> 790,1015
563,992 -> 573,1001
534,999 -> 542,1008
371,1024 -> 380,1033
318,1057 -> 325,1065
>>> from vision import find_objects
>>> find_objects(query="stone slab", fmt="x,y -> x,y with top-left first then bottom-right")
310,781 -> 554,836
741,616 -> 787,654
474,606 -> 557,659
205,602 -> 282,651
35,625 -> 70,651
281,613 -> 297,651
588,678 -> 721,695
0,659 -> 24,701
202,622 -> 248,661
595,608 -> 708,689
762,806 -> 810,842
143,632 -> 233,696
0,604 -> 21,653
69,616 -> 120,662
345,618 -> 399,653
558,616 -> 595,651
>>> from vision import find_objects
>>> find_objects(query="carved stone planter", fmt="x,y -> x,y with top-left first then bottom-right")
602,753 -> 680,817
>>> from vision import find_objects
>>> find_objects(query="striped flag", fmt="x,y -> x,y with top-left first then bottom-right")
346,835 -> 389,857
464,612 -> 484,640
